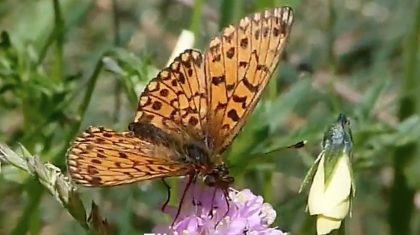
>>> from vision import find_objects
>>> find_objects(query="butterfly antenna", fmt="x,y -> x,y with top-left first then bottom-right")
258,139 -> 307,156
286,140 -> 307,149
228,140 -> 307,171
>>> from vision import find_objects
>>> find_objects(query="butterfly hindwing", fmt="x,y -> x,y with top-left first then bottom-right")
67,126 -> 191,186
133,50 -> 208,141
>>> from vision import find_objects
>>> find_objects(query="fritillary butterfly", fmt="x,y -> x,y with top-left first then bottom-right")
67,6 -> 294,205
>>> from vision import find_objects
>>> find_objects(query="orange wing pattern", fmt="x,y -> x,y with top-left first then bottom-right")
132,7 -> 294,153
67,126 -> 191,186
67,7 -> 294,187
204,7 -> 294,153
132,50 -> 208,141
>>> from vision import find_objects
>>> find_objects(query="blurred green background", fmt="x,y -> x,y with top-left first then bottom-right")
1,0 -> 419,234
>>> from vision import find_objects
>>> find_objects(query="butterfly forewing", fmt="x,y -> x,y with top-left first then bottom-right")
67,127 -> 191,186
204,7 -> 294,153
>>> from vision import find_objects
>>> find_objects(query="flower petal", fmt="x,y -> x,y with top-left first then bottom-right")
155,180 -> 286,234
322,198 -> 350,219
316,215 -> 342,235
308,153 -> 327,214
322,155 -> 351,209
308,154 -> 351,215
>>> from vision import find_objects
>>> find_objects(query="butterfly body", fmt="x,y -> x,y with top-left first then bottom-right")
129,121 -> 233,189
67,7 -> 293,194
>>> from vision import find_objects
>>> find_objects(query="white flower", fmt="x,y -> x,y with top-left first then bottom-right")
308,150 -> 352,235
300,113 -> 355,235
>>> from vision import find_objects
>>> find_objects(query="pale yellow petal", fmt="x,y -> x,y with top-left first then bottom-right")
308,153 -> 327,214
316,215 -> 342,235
323,154 -> 352,209
323,198 -> 350,219
308,153 -> 352,216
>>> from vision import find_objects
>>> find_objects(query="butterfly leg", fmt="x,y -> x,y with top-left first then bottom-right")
222,190 -> 230,219
208,188 -> 218,218
191,177 -> 198,208
161,178 -> 171,212
172,174 -> 195,226
214,189 -> 231,228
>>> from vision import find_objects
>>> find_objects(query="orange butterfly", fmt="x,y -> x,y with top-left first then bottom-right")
67,6 -> 294,207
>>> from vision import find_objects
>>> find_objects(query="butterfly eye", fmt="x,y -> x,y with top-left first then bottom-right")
203,175 -> 216,187
223,176 -> 234,184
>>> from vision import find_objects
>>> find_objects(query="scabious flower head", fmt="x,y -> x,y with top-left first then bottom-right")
154,180 -> 287,235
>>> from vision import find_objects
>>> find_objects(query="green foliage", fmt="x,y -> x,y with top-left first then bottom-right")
0,0 -> 419,234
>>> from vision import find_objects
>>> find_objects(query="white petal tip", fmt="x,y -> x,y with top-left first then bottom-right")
316,215 -> 342,235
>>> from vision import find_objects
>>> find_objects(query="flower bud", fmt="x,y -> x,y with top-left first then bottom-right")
300,114 -> 355,235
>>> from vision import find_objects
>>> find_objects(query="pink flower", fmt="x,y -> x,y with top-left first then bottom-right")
154,180 -> 286,235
